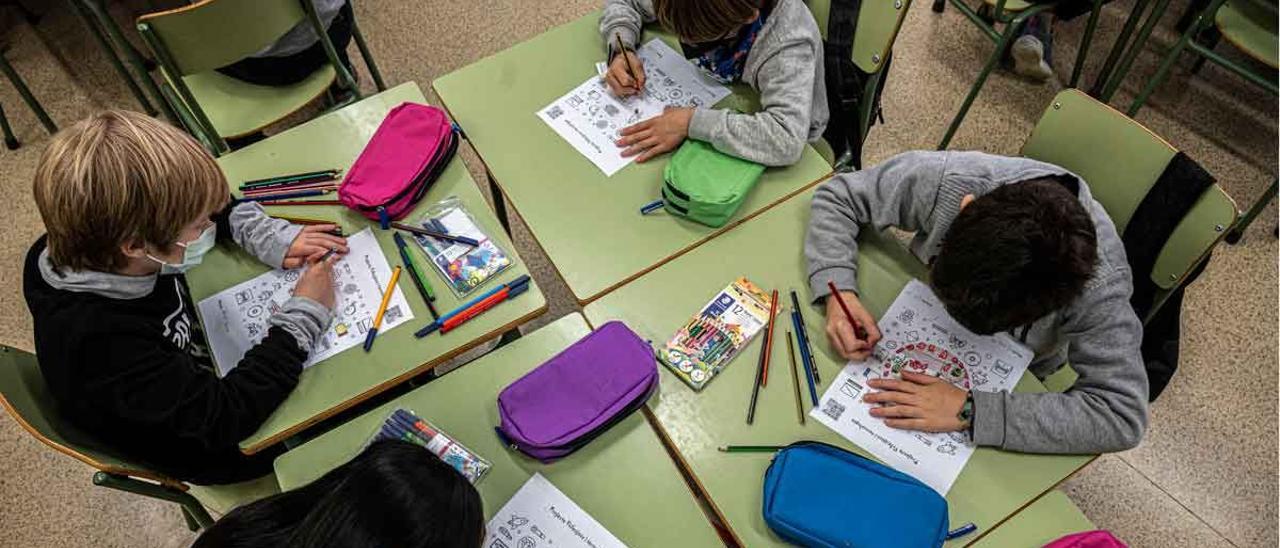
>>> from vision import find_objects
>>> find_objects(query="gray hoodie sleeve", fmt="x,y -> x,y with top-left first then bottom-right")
972,272 -> 1148,454
229,202 -> 303,269
600,0 -> 655,54
805,151 -> 949,301
268,296 -> 333,353
687,37 -> 820,166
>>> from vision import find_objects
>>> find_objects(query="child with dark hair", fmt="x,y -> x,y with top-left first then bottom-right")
599,0 -> 827,166
192,440 -> 485,548
805,151 -> 1148,454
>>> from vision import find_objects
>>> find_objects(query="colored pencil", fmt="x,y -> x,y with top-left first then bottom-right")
240,174 -> 338,192
717,445 -> 785,453
240,189 -> 333,203
240,169 -> 340,189
363,266 -> 402,352
787,331 -> 804,424
827,281 -> 869,340
271,215 -> 332,225
790,307 -> 819,406
747,310 -> 770,424
393,233 -> 439,321
615,34 -> 640,89
790,290 -> 821,385
440,278 -> 532,334
762,289 -> 779,387
242,181 -> 339,196
390,222 -> 481,247
413,275 -> 531,337
259,199 -> 344,206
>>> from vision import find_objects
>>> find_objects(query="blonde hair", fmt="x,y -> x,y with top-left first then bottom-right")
654,0 -> 762,43
33,110 -> 227,272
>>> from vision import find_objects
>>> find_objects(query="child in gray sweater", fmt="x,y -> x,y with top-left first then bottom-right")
600,0 -> 828,166
805,151 -> 1148,454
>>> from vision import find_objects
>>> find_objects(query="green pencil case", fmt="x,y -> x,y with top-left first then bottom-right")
661,139 -> 765,228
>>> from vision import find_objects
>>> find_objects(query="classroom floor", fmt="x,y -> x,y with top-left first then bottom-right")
0,1 -> 1274,546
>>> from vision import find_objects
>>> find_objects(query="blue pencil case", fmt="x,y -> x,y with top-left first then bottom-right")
762,442 -> 949,547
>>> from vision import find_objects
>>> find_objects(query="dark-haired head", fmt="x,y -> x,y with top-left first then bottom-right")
193,440 -> 484,548
654,0 -> 764,43
929,178 -> 1098,335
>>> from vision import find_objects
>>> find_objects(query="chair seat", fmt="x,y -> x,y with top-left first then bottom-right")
1216,0 -> 1279,69
181,66 -> 337,139
187,472 -> 281,517
982,0 -> 1034,13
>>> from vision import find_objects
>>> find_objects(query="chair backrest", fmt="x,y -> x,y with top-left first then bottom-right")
1215,0 -> 1279,69
136,0 -> 311,76
0,345 -> 183,489
807,0 -> 912,73
1022,90 -> 1237,318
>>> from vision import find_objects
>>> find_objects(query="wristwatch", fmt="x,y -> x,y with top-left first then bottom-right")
958,391 -> 975,437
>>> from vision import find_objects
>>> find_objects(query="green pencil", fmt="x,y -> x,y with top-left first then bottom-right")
718,445 -> 786,453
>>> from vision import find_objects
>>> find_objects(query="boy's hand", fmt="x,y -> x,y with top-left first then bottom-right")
293,252 -> 337,310
864,371 -> 969,432
283,224 -> 347,269
617,107 -> 692,162
824,291 -> 881,360
605,50 -> 646,96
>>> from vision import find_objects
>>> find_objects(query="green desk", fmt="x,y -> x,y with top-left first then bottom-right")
582,191 -> 1096,547
433,12 -> 832,304
971,491 -> 1095,547
273,314 -> 723,547
186,82 -> 547,455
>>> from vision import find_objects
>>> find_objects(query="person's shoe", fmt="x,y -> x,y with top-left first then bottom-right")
1010,35 -> 1053,82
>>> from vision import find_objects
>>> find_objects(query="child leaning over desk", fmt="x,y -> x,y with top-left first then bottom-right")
23,111 -> 348,484
805,151 -> 1149,455
600,0 -> 828,166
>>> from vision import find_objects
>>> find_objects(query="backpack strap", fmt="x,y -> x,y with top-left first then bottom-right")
821,0 -> 871,169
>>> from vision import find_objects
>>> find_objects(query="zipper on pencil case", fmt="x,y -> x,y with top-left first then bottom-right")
356,128 -> 459,214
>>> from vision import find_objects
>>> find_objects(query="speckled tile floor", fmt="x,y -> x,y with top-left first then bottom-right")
0,1 -> 1274,547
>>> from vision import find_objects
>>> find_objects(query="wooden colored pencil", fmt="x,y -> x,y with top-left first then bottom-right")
762,289 -> 779,387
787,331 -> 804,424
717,445 -> 785,453
258,199 -> 343,206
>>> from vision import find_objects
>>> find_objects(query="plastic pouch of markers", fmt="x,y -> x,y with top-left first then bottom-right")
369,408 -> 491,483
407,196 -> 511,297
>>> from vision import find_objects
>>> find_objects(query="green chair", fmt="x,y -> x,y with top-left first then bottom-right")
0,31 -> 57,149
0,345 -> 280,531
806,0 -> 912,170
1023,89 -> 1237,324
135,0 -> 386,155
971,491 -> 1096,546
934,0 -> 1107,149
1125,0 -> 1276,242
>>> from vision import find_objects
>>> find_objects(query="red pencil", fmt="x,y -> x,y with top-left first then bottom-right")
762,289 -> 779,387
242,182 -> 339,196
258,199 -> 344,206
440,288 -> 510,334
827,281 -> 868,339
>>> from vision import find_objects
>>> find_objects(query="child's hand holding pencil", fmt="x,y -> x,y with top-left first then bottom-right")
282,224 -> 349,269
824,282 -> 881,361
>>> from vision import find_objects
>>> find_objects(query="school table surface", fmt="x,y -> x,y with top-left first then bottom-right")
432,11 -> 833,305
186,82 -> 547,455
581,191 -> 1098,547
273,313 -> 723,547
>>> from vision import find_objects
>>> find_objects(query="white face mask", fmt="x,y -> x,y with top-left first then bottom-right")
147,224 -> 216,274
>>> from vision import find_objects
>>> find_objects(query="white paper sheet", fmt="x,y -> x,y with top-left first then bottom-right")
536,39 -> 731,176
198,228 -> 413,377
483,474 -> 627,548
811,280 -> 1033,494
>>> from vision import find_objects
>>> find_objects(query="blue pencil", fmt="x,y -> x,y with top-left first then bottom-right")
239,188 -> 332,202
413,275 -> 531,337
790,290 -> 820,384
790,307 -> 819,406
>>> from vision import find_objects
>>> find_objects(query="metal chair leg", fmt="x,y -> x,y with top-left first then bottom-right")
93,472 -> 215,530
1189,30 -> 1221,74
1225,178 -> 1278,244
1127,0 -> 1224,116
1100,0 -> 1175,101
65,0 -> 157,116
0,100 -> 19,149
932,0 -> 946,13
350,18 -> 386,92
0,51 -> 55,133
1068,0 -> 1107,88
1089,0 -> 1152,96
78,0 -> 176,122
939,12 -> 1037,149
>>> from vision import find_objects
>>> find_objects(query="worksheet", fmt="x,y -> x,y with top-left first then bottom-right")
811,280 -> 1033,494
198,229 -> 413,377
484,474 -> 626,548
536,39 -> 731,176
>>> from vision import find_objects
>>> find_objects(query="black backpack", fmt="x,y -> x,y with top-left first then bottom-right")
815,0 -> 899,170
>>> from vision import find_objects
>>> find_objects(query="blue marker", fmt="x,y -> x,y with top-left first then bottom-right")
945,523 -> 977,540
640,199 -> 665,215
790,308 -> 819,406
413,275 -> 532,337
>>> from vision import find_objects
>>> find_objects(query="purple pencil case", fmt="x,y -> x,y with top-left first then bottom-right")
495,321 -> 658,462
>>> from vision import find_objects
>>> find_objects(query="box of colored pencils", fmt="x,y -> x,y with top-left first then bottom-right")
370,408 -> 491,484
659,277 -> 773,391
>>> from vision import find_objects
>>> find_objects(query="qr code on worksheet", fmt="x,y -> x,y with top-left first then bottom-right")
546,106 -> 564,120
822,398 -> 847,421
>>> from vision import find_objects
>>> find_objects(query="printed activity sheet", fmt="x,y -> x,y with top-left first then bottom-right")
198,229 -> 413,377
811,280 -> 1033,494
484,474 -> 627,548
536,39 -> 731,176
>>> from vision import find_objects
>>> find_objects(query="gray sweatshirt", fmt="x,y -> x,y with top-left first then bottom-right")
599,0 -> 828,166
805,151 -> 1148,454
39,202 -> 331,351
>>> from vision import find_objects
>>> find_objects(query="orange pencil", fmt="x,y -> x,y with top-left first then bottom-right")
363,266 -> 402,352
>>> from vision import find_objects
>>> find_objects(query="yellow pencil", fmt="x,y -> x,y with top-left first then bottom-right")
363,266 -> 402,352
